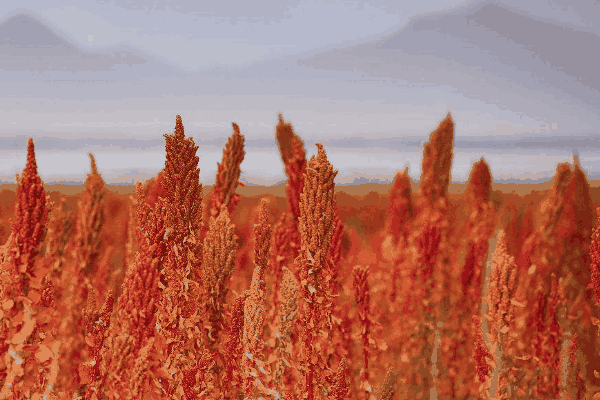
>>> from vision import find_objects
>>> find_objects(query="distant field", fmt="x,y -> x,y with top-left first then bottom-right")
4,176 -> 600,198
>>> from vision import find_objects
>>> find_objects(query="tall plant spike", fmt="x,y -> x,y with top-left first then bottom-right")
0,138 -> 53,397
202,203 -> 238,348
101,182 -> 169,398
276,113 -> 307,225
417,113 -> 454,208
208,122 -> 246,219
296,142 -> 339,400
56,153 -> 108,396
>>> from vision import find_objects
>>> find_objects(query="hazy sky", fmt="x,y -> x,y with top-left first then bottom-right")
2,0 -> 596,72
1,0 -> 471,71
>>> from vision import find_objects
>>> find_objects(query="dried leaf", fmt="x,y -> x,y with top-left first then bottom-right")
35,344 -> 53,363
3,299 -> 13,310
510,299 -> 525,307
85,334 -> 96,348
27,290 -> 41,305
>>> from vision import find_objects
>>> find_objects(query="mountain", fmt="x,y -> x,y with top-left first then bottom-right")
296,0 -> 600,119
377,0 -> 599,96
0,12 -> 77,50
0,13 -> 187,80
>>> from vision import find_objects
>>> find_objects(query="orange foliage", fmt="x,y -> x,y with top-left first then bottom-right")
1,114 -> 600,400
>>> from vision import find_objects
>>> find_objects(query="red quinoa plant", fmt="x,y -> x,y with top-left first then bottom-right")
2,113 -> 600,399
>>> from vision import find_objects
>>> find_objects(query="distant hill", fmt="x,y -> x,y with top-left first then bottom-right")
297,0 -> 600,118
0,13 -> 187,79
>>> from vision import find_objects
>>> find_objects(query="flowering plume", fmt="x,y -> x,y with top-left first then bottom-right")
242,265 -> 270,398
540,272 -> 566,394
327,202 -> 343,297
375,366 -> 398,400
0,137 -> 53,397
386,166 -> 414,247
276,113 -> 307,225
273,267 -> 299,395
297,143 -> 337,280
35,192 -> 74,392
208,122 -> 246,219
32,192 -> 73,399
486,229 -> 519,347
431,157 -> 487,400
352,264 -> 372,388
111,199 -> 136,304
1,138 -> 52,293
74,154 -> 107,279
81,290 -> 114,399
254,198 -> 273,272
161,115 -> 204,244
403,114 -> 455,397
295,142 -> 339,400
518,162 -> 582,397
144,170 -> 167,209
56,153 -> 108,396
384,166 -> 415,303
461,158 -> 495,311
42,194 -> 74,279
472,315 -> 495,400
269,208 -> 301,325
557,162 -> 598,387
328,357 -> 349,400
202,203 -> 238,348
156,114 -> 205,395
240,197 -> 275,397
417,113 -> 454,210
411,113 -> 454,286
513,201 -> 536,274
224,292 -> 247,395
272,115 -> 306,327
521,164 -> 576,281
160,115 -> 203,291
501,201 -> 519,255
591,207 -> 600,309
101,182 -> 169,398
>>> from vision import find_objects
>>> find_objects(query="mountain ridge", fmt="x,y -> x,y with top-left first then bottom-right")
0,11 -> 187,78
